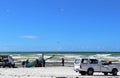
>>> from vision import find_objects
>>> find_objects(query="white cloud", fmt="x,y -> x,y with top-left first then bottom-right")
19,35 -> 39,39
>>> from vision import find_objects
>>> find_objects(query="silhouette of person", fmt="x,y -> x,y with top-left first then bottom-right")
43,59 -> 46,67
22,61 -> 25,67
109,61 -> 112,64
26,59 -> 29,64
62,58 -> 64,66
35,59 -> 42,67
35,59 -> 39,67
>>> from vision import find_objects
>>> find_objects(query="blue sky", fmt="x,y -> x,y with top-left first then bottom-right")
0,0 -> 120,51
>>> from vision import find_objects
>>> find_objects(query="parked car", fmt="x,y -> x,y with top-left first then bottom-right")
74,58 -> 119,76
0,55 -> 15,68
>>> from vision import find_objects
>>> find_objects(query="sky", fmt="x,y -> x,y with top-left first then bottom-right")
0,0 -> 120,52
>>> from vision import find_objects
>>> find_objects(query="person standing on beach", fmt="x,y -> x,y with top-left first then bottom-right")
25,59 -> 29,65
22,61 -> 25,67
35,59 -> 42,67
62,58 -> 64,66
42,58 -> 46,67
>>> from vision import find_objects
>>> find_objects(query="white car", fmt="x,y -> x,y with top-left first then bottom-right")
0,55 -> 15,68
74,58 -> 119,75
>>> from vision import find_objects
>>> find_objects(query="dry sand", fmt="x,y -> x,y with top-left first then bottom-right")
0,67 -> 119,78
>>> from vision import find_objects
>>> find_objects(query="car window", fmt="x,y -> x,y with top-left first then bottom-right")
89,59 -> 98,64
74,59 -> 81,64
101,60 -> 108,65
9,56 -> 14,61
81,59 -> 88,64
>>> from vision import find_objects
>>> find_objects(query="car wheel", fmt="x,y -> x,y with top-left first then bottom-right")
12,64 -> 15,68
80,71 -> 86,75
87,68 -> 94,75
3,65 -> 6,68
104,72 -> 108,75
7,63 -> 11,68
8,65 -> 11,68
112,69 -> 117,76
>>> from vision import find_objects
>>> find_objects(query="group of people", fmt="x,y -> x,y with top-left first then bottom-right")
34,59 -> 46,67
22,57 -> 65,67
22,58 -> 46,67
22,59 -> 29,67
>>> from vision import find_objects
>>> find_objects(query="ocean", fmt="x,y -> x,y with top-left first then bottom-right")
0,52 -> 120,63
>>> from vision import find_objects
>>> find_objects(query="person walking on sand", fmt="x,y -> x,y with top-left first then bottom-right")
22,61 -> 25,67
62,58 -> 64,66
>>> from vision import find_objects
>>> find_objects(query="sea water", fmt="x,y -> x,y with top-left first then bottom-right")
0,52 -> 120,63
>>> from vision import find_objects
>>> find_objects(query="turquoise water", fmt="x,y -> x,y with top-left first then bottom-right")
0,52 -> 120,62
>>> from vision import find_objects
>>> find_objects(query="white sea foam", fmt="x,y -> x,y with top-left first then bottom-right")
64,55 -> 83,59
7,53 -> 120,63
87,54 -> 120,62
59,53 -> 120,62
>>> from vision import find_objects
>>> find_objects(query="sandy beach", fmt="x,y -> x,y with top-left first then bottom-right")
0,52 -> 120,78
0,67 -> 119,78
